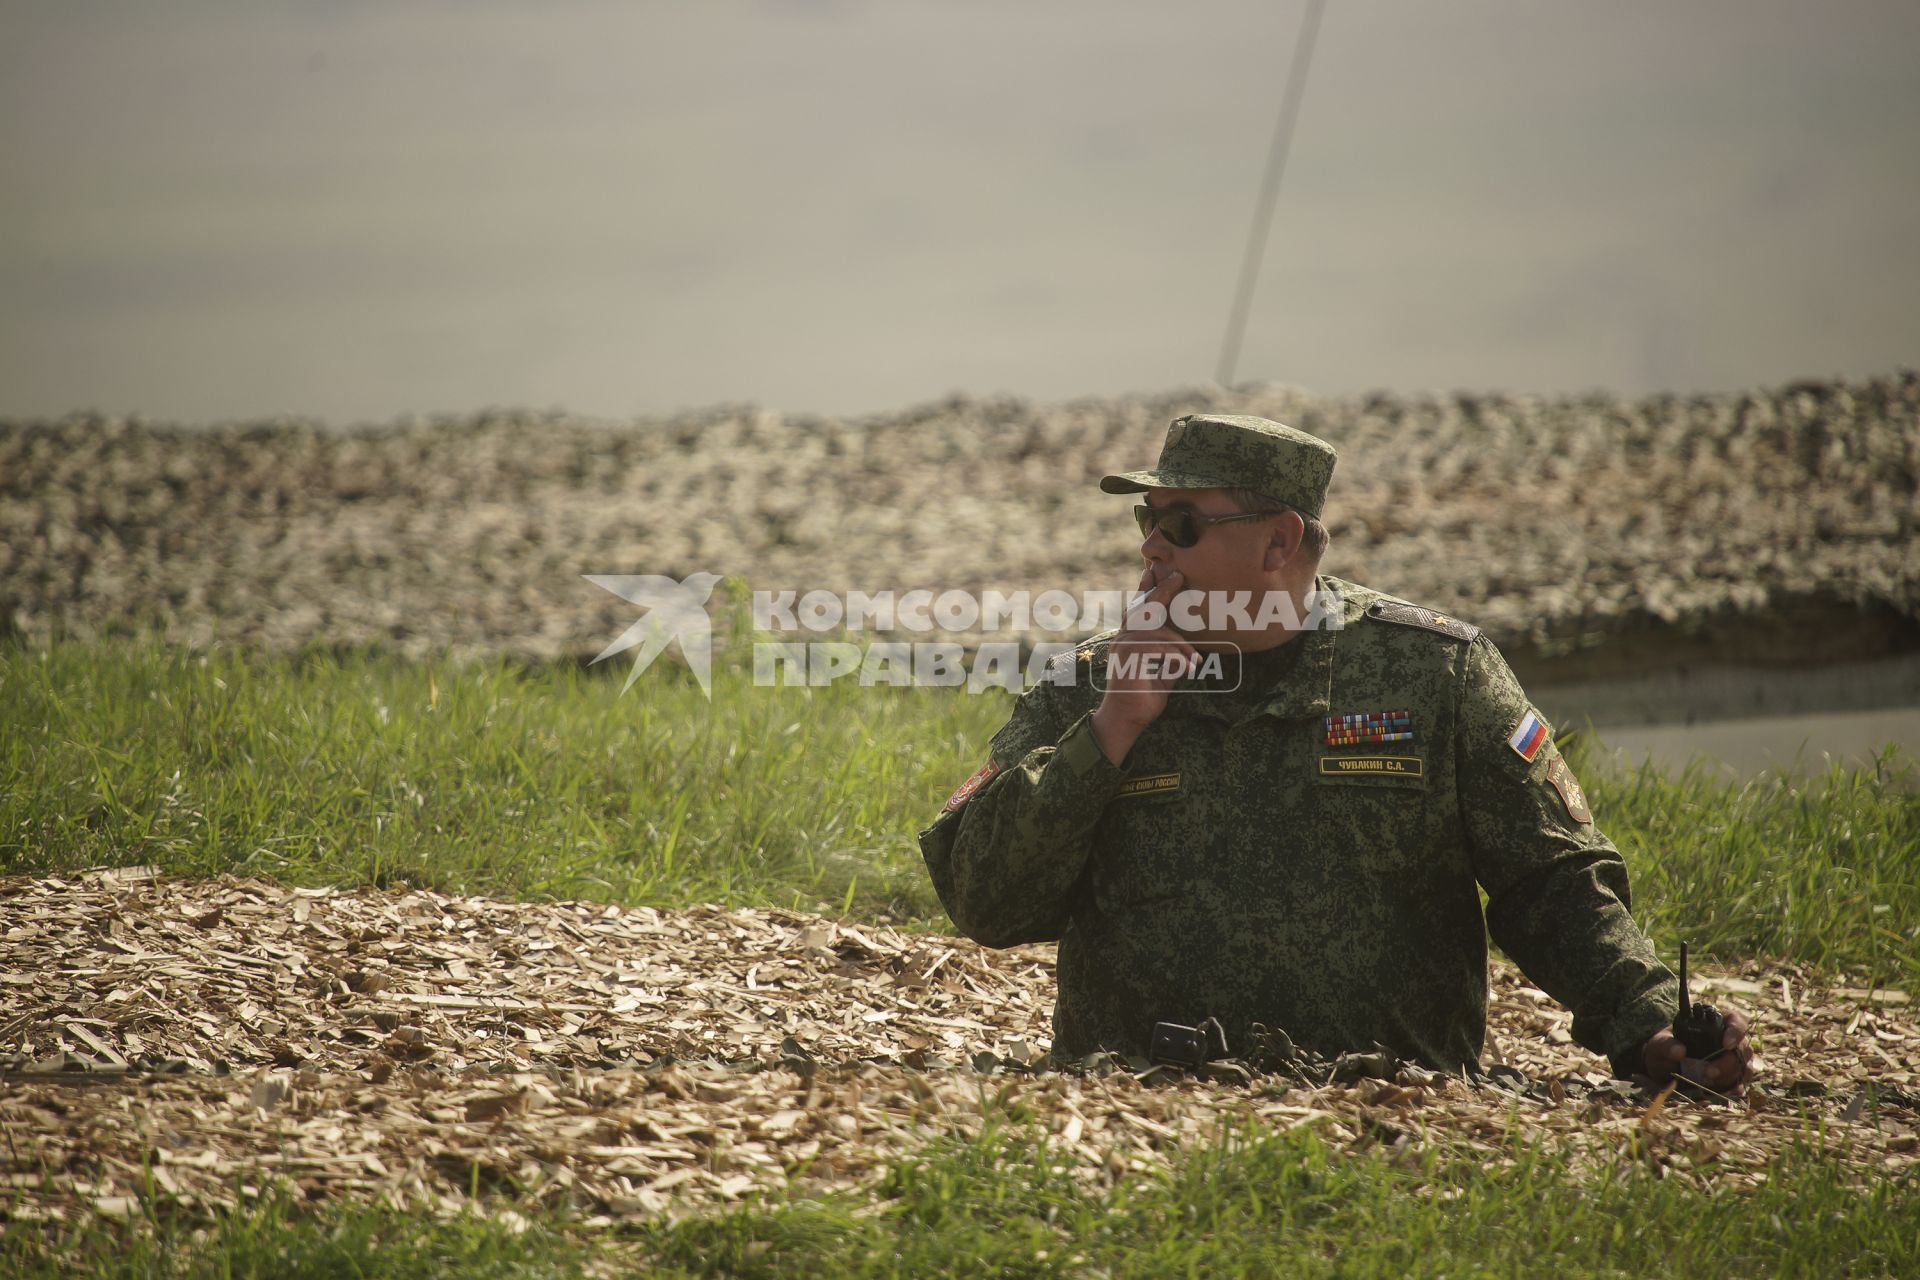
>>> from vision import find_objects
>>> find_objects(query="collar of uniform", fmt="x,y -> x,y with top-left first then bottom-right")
1163,578 -> 1346,724
1161,635 -> 1321,724
1243,626 -> 1333,722
1244,575 -> 1358,723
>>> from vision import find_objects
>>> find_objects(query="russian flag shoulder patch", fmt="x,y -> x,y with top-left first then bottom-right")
1507,710 -> 1550,762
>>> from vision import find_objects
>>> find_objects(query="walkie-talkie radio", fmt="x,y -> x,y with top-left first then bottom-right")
1671,941 -> 1727,1061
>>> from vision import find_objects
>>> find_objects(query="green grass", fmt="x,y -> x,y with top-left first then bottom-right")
1601,744 -> 1920,988
0,634 -> 1007,922
4,635 -> 1916,982
7,1120 -> 1916,1279
644,1120 -> 1920,1279
0,1194 -> 599,1280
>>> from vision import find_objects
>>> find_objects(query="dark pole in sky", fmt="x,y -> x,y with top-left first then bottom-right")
1216,0 -> 1326,390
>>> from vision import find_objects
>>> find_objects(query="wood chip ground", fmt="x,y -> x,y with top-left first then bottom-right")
3,869 -> 1915,1227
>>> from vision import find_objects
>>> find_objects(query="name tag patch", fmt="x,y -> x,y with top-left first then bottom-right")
1319,755 -> 1424,779
1117,771 -> 1182,799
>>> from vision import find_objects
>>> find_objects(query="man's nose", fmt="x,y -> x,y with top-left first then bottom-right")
1141,527 -> 1173,564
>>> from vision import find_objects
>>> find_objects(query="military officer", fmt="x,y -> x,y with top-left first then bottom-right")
919,414 -> 1755,1092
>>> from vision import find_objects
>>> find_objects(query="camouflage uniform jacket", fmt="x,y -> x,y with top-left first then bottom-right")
918,575 -> 1680,1073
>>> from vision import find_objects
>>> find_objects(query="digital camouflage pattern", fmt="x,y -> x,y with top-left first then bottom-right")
1099,414 -> 1339,519
918,576 -> 1682,1075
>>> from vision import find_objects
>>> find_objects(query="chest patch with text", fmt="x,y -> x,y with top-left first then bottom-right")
1318,755 -> 1424,779
1117,771 -> 1183,799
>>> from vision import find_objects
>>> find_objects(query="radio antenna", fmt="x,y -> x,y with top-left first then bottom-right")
1216,0 -> 1326,390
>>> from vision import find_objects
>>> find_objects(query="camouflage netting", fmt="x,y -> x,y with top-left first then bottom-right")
2,372 -> 1915,669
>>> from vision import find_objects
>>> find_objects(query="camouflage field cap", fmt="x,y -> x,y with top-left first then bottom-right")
1098,414 -> 1338,518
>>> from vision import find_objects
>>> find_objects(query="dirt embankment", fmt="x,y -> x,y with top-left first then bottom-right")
2,373 -> 1916,679
2,871 -> 1915,1223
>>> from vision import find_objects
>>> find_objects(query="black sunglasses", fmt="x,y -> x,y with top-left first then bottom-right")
1134,504 -> 1290,549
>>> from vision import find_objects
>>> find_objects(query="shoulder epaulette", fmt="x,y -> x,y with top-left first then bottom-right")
1364,599 -> 1480,643
1041,634 -> 1113,677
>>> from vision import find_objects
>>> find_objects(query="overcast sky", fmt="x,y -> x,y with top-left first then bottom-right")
3,1 -> 1916,424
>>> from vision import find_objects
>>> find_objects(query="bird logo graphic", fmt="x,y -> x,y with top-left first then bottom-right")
584,572 -> 723,698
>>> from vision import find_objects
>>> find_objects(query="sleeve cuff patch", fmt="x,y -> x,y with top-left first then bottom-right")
1546,755 -> 1593,824
943,758 -> 1002,812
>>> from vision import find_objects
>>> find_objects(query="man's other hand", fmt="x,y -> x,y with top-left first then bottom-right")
1637,1005 -> 1758,1095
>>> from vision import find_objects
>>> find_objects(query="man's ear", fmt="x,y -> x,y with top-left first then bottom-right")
1262,511 -> 1305,572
